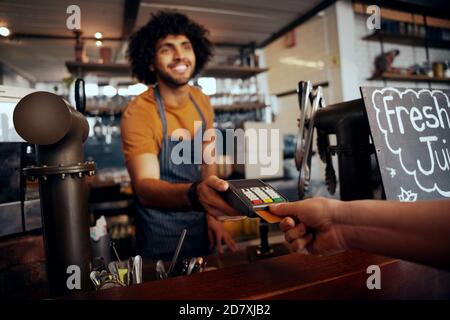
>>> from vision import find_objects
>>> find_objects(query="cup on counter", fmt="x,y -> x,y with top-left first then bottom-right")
114,260 -> 130,284
433,62 -> 445,78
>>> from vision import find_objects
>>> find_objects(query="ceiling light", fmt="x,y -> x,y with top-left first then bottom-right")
96,40 -> 103,47
94,32 -> 103,39
0,26 -> 10,37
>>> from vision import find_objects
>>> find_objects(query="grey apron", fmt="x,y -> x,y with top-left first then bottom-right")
134,85 -> 210,261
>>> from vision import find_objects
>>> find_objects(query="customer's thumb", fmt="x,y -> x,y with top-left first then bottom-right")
269,201 -> 303,217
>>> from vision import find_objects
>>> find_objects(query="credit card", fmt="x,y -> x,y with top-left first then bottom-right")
217,215 -> 248,222
255,210 -> 282,223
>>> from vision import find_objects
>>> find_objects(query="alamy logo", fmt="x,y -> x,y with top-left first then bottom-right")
66,5 -> 81,30
366,5 -> 381,30
366,265 -> 381,290
170,122 -> 281,176
66,265 -> 81,290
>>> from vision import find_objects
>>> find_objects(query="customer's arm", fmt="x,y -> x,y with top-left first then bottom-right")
269,198 -> 450,269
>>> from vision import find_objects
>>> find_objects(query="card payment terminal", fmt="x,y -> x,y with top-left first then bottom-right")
224,179 -> 288,223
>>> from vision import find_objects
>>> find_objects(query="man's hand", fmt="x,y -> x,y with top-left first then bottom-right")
269,197 -> 348,255
207,215 -> 238,255
196,175 -> 242,218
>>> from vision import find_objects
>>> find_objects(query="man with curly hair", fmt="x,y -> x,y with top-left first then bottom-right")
121,11 -> 241,261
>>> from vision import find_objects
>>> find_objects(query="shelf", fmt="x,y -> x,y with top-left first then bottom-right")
83,104 -> 267,116
368,72 -> 450,83
353,3 -> 450,27
66,61 -> 268,79
201,65 -> 268,79
85,110 -> 123,117
66,61 -> 131,77
362,32 -> 450,49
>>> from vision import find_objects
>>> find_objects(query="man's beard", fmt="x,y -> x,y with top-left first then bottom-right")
154,64 -> 194,87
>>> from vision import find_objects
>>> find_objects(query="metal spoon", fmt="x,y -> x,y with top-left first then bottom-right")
156,259 -> 167,280
90,270 -> 101,289
127,257 -> 135,285
133,255 -> 142,284
108,261 -> 119,276
99,269 -> 111,284
110,240 -> 122,264
187,257 -> 197,275
192,257 -> 204,274
167,229 -> 187,277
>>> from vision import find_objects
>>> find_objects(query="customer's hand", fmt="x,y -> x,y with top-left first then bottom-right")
196,175 -> 242,217
207,215 -> 238,255
269,198 -> 348,255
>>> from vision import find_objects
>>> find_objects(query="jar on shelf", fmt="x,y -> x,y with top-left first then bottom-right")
433,62 -> 445,78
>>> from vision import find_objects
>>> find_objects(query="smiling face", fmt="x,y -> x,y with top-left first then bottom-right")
151,34 -> 196,87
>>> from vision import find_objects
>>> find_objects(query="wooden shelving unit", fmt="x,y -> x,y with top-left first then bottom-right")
65,60 -> 270,115
353,3 -> 450,28
65,61 -> 268,79
363,32 -> 450,50
355,2 -> 450,85
368,72 -> 450,83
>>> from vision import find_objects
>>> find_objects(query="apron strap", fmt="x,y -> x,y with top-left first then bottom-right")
189,93 -> 207,133
153,84 -> 208,138
153,85 -> 169,175
153,85 -> 168,137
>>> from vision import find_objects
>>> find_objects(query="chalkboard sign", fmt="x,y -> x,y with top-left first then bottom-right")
361,87 -> 450,201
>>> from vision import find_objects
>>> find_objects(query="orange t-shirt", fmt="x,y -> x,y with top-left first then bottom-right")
120,85 -> 214,163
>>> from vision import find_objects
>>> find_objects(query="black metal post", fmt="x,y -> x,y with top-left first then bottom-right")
13,92 -> 96,297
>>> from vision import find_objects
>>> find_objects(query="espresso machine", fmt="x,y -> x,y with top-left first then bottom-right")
295,80 -> 377,201
0,86 -> 42,238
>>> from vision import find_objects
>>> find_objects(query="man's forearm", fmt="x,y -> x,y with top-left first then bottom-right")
202,163 -> 217,179
135,178 -> 192,211
336,200 -> 450,269
134,163 -> 220,211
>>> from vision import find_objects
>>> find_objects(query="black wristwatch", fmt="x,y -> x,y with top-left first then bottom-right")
187,180 -> 206,212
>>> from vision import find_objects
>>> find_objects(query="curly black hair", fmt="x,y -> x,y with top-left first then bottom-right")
127,11 -> 213,85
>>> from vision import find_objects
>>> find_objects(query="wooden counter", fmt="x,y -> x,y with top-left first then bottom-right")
65,250 -> 450,300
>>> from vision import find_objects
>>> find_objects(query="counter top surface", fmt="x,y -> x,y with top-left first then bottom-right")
64,250 -> 450,300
